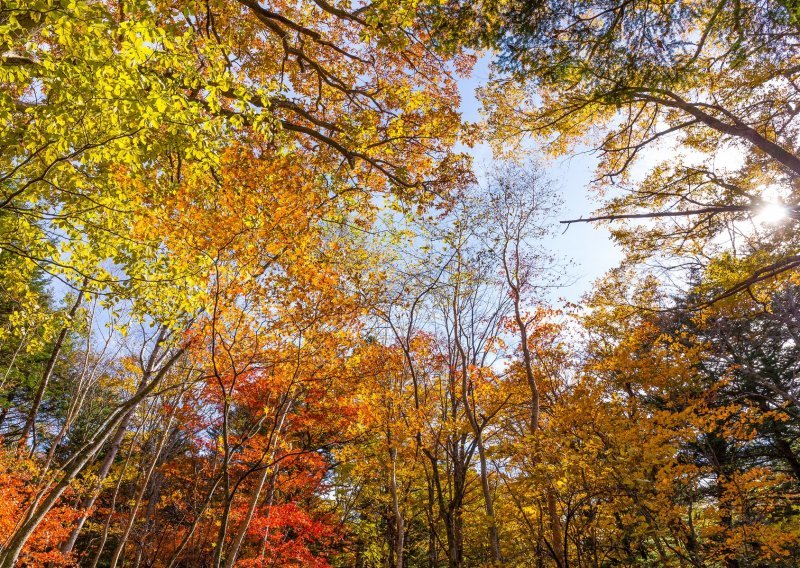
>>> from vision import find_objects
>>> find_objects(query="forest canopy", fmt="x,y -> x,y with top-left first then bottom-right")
0,0 -> 799,566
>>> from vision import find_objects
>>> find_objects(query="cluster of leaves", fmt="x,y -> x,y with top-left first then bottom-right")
325,172 -> 800,566
1,0 -> 800,565
0,0 -> 470,565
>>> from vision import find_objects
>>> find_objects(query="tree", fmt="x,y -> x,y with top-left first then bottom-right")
0,0 -> 472,563
431,0 -> 800,300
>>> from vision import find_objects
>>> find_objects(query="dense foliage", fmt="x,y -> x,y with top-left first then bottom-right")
0,0 -> 798,566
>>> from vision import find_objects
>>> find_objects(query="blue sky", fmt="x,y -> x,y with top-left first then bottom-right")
457,57 -> 623,303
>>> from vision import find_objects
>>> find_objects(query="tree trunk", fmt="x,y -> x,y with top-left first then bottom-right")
223,401 -> 290,568
108,411 -> 177,568
17,286 -> 85,455
389,446 -> 405,568
61,326 -> 169,555
547,491 -> 565,567
88,423 -> 143,568
0,346 -> 184,568
452,277 -> 502,564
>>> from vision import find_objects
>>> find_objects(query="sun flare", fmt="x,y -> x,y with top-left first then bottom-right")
755,201 -> 789,225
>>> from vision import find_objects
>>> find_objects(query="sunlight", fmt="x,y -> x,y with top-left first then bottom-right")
755,201 -> 789,225
753,184 -> 791,226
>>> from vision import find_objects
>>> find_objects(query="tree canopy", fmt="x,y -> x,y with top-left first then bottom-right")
0,0 -> 799,566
